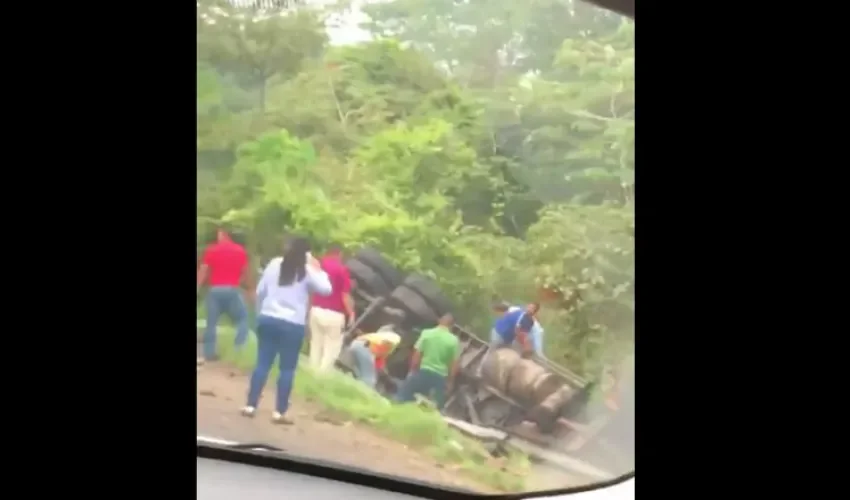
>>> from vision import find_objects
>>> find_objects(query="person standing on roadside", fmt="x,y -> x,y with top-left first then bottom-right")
243,237 -> 332,424
308,243 -> 355,372
395,314 -> 460,410
197,227 -> 251,364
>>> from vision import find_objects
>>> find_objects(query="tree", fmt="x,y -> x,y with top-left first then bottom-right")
197,0 -> 328,110
195,0 -> 635,376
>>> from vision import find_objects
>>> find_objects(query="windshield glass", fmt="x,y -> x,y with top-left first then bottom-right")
197,0 -> 634,494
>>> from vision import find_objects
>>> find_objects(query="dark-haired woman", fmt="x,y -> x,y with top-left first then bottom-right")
242,238 -> 332,424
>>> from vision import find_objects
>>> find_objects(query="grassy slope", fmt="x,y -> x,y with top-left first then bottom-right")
198,319 -> 530,492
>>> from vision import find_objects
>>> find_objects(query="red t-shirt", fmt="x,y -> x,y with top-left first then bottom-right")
202,241 -> 248,287
311,255 -> 351,314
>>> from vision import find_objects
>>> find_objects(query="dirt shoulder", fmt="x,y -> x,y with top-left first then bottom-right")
197,363 -> 497,493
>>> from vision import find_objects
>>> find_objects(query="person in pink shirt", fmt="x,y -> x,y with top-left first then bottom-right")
308,244 -> 356,371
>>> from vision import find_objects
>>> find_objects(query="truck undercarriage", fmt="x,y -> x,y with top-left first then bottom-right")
334,248 -> 629,476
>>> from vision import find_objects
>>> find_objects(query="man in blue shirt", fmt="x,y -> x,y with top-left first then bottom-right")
506,305 -> 545,356
490,302 -> 540,357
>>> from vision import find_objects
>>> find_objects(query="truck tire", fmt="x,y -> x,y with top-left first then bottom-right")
402,274 -> 453,316
353,308 -> 407,334
355,248 -> 404,288
384,346 -> 412,379
346,259 -> 391,297
387,285 -> 438,326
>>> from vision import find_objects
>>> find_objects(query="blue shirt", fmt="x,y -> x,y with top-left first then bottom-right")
508,306 -> 544,355
493,309 -> 534,344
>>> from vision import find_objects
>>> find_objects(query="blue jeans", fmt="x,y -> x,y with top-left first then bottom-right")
247,315 -> 306,414
395,369 -> 448,410
349,340 -> 377,388
203,286 -> 249,359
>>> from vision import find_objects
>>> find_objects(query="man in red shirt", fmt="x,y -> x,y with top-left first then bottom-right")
197,227 -> 251,363
309,243 -> 355,372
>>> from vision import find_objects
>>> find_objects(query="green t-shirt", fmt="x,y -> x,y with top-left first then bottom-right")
415,326 -> 460,377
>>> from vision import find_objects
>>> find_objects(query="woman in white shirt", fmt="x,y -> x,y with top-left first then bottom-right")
242,238 -> 333,424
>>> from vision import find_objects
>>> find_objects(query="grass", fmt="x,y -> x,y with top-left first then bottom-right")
197,319 -> 530,492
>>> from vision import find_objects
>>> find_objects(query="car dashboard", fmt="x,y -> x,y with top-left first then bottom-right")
197,439 -> 635,500
198,456 -> 430,500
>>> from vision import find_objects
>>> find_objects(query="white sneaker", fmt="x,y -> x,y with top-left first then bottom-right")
241,406 -> 256,418
271,411 -> 293,425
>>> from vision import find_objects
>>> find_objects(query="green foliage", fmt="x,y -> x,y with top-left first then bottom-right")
527,204 -> 634,372
196,1 -> 634,377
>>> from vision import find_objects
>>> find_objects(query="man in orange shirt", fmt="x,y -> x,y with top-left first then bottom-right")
345,326 -> 402,389
197,227 -> 251,363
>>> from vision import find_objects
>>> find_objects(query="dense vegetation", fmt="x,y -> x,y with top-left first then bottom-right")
196,0 -> 634,379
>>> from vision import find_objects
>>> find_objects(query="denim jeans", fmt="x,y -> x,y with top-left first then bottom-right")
395,369 -> 448,410
349,340 -> 377,388
246,315 -> 305,414
203,286 -> 249,359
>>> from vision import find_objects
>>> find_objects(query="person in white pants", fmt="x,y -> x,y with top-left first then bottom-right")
308,244 -> 355,371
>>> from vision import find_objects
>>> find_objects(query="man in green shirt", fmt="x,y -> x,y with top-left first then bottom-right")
395,314 -> 460,410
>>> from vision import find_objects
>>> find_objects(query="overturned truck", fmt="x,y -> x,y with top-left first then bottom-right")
337,248 -> 610,456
